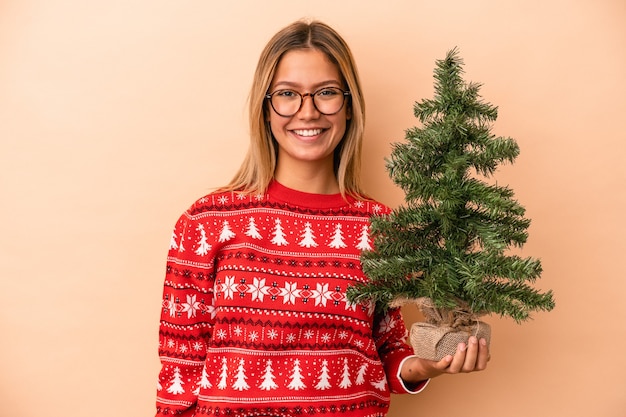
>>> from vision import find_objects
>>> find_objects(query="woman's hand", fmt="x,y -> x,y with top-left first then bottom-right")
400,336 -> 490,383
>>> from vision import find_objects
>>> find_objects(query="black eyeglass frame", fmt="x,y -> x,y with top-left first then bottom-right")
264,87 -> 351,117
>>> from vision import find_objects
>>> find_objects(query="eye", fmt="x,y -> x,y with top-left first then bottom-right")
275,89 -> 298,98
316,88 -> 340,97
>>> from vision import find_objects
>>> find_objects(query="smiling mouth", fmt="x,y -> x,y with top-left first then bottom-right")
292,128 -> 324,137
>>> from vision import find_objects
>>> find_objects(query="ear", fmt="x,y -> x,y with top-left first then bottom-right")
346,106 -> 352,120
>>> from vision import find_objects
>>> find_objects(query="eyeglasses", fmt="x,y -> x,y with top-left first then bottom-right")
265,87 -> 350,117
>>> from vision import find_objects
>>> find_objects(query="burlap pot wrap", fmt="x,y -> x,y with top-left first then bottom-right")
409,298 -> 491,361
410,320 -> 491,361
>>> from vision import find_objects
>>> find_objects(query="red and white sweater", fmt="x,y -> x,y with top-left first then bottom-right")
156,181 -> 427,417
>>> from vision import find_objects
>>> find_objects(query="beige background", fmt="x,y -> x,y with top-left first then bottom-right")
1,1 -> 625,416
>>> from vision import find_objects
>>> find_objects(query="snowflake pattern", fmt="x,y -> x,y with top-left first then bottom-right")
181,295 -> 201,318
248,277 -> 269,302
215,279 -> 355,310
222,276 -> 238,300
378,313 -> 396,334
281,282 -> 300,304
312,283 -> 333,307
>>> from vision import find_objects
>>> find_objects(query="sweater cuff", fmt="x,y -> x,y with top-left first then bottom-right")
397,355 -> 430,394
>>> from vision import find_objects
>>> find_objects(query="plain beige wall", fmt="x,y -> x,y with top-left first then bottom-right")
1,1 -> 625,416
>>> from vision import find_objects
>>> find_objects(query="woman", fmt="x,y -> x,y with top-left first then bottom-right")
156,19 -> 488,417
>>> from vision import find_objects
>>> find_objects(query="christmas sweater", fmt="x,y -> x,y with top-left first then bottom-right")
156,180 -> 428,417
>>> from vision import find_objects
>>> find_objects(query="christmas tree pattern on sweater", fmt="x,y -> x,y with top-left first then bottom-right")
156,181 -> 425,417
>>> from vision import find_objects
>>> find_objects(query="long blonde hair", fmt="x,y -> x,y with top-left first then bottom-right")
224,19 -> 366,198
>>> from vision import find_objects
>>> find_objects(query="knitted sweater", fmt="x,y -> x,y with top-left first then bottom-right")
156,181 -> 427,417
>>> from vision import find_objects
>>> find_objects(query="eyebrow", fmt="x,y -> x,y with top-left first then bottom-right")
271,80 -> 343,90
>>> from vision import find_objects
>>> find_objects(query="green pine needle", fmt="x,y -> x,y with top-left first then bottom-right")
346,48 -> 555,322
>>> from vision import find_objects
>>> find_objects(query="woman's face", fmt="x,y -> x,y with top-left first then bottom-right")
267,48 -> 350,175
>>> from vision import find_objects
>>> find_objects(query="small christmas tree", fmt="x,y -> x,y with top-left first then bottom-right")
347,48 -> 555,360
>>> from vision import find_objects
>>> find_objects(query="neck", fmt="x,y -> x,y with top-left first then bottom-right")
274,160 -> 340,195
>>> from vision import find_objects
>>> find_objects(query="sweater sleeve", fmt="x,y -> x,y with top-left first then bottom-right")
155,208 -> 217,416
373,307 -> 429,394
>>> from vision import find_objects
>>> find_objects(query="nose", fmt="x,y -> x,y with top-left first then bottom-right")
296,93 -> 320,119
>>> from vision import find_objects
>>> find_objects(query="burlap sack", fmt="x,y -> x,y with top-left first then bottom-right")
409,298 -> 491,361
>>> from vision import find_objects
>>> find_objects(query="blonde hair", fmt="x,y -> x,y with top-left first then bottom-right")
224,19 -> 366,198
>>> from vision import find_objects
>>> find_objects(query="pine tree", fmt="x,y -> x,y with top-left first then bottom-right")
245,216 -> 263,239
298,222 -> 318,248
232,359 -> 250,391
217,358 -> 228,390
355,225 -> 372,251
287,359 -> 306,390
338,358 -> 352,389
194,224 -> 211,256
166,367 -> 185,395
347,48 -> 554,324
371,376 -> 387,391
271,219 -> 288,246
355,363 -> 367,385
169,231 -> 179,250
328,224 -> 347,249
218,221 -> 236,242
193,366 -> 212,395
314,360 -> 332,390
259,360 -> 278,391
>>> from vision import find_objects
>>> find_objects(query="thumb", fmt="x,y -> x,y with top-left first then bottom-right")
434,354 -> 454,370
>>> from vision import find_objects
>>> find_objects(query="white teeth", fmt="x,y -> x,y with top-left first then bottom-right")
293,129 -> 323,137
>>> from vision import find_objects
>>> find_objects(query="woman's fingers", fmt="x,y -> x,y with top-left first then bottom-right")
446,336 -> 489,373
